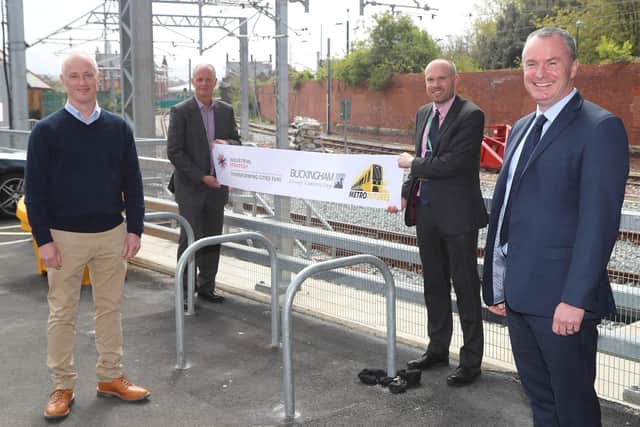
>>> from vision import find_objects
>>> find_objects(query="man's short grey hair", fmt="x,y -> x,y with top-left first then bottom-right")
61,52 -> 99,75
193,63 -> 216,78
524,27 -> 577,62
425,59 -> 457,76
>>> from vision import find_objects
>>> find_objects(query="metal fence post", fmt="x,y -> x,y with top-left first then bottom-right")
174,231 -> 278,369
282,254 -> 396,420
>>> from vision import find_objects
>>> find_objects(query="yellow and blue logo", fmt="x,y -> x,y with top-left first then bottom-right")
349,164 -> 389,201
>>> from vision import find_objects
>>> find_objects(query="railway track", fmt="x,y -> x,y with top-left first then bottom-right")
313,135 -> 411,154
249,122 -> 411,154
288,213 -> 640,285
234,205 -> 639,285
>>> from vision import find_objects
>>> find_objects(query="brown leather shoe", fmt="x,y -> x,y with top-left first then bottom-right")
97,376 -> 150,401
44,389 -> 75,419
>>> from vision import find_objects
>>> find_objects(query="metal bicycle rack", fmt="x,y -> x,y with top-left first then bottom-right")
281,254 -> 397,420
143,212 -> 196,314
174,231 -> 278,370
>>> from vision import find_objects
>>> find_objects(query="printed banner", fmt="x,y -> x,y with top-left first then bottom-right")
212,145 -> 403,209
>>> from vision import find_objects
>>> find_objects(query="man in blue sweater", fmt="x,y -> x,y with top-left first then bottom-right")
25,52 -> 150,420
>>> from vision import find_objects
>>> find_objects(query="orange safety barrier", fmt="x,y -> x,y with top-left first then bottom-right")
16,197 -> 91,285
481,124 -> 511,171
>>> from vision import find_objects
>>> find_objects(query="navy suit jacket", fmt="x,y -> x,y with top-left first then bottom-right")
482,92 -> 628,319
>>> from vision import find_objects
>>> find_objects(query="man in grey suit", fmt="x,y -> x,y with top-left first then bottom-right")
167,63 -> 241,305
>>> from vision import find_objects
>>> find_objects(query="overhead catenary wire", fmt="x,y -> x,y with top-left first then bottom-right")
28,1 -> 110,48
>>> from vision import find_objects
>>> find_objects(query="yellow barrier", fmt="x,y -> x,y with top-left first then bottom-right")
16,197 -> 91,285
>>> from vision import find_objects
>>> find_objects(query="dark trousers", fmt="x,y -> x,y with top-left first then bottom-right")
415,203 -> 484,369
176,187 -> 227,293
507,307 -> 601,427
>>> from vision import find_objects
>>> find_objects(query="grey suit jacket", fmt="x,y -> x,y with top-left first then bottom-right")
167,97 -> 241,205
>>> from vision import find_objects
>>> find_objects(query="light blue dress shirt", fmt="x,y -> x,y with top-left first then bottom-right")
64,101 -> 101,125
497,88 -> 577,255
490,88 -> 578,303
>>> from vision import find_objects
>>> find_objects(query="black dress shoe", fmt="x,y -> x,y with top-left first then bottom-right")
446,366 -> 481,386
198,289 -> 225,303
407,352 -> 449,370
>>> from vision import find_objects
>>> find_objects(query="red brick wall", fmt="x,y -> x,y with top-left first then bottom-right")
256,63 -> 640,146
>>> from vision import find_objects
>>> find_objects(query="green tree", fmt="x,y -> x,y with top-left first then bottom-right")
596,36 -> 634,64
537,0 -> 639,64
441,35 -> 482,72
331,46 -> 371,86
310,57 -> 341,82
332,12 -> 441,89
468,0 -> 577,69
468,5 -> 497,71
617,0 -> 640,57
290,69 -> 314,90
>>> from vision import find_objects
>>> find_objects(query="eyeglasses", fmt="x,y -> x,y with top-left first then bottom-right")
66,72 -> 96,82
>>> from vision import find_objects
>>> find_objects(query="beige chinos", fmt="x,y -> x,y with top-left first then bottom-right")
46,223 -> 127,390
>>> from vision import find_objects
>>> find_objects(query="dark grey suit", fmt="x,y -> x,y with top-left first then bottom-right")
403,95 -> 488,369
167,97 -> 241,292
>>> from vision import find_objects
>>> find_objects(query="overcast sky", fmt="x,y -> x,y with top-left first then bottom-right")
21,0 -> 478,83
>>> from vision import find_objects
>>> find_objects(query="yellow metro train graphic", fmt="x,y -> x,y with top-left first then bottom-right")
351,164 -> 388,193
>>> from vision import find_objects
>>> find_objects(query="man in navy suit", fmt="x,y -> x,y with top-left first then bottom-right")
482,28 -> 629,426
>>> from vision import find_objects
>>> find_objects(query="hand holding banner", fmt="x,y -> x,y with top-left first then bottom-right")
213,145 -> 403,209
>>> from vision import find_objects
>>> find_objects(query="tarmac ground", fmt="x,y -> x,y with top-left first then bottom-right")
1,217 -> 639,426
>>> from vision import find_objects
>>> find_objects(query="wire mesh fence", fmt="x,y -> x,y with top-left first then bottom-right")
221,188 -> 640,406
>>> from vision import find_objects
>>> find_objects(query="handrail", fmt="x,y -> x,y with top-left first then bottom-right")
143,212 -> 196,315
174,232 -> 278,370
235,192 -> 310,258
281,254 -> 396,420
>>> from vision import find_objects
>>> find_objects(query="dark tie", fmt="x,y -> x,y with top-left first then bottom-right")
419,109 -> 440,204
499,114 -> 548,246
428,108 -> 440,149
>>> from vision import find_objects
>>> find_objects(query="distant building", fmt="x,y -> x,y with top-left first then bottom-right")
94,46 -> 169,99
26,71 -> 53,119
156,56 -> 169,100
225,54 -> 273,80
95,46 -> 121,92
0,59 -> 52,125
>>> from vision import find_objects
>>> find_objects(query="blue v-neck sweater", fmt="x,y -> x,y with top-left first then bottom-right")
25,109 -> 144,247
